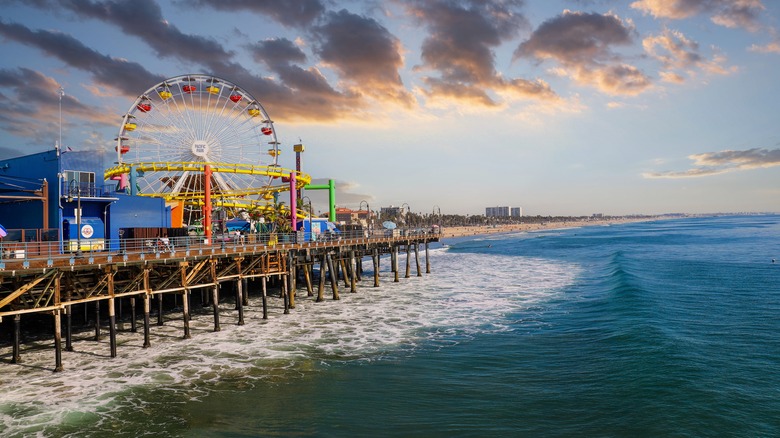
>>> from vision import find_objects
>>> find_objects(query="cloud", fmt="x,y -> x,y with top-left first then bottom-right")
58,0 -> 235,69
643,28 -> 735,82
311,9 -> 415,107
644,147 -> 780,178
0,20 -> 165,96
186,0 -> 326,27
0,68 -> 116,151
630,0 -> 766,32
749,40 -> 780,54
515,10 -> 651,96
405,0 -> 556,106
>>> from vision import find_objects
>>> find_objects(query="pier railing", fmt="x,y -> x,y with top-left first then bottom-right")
0,227 -> 440,269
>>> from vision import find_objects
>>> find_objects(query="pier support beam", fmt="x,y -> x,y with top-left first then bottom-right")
288,252 -> 296,310
12,314 -> 21,363
415,243 -> 422,277
94,301 -> 101,341
53,310 -> 63,372
65,305 -> 73,352
303,261 -> 314,297
349,250 -> 357,293
261,277 -> 268,319
236,278 -> 245,326
242,278 -> 249,306
143,293 -> 151,348
393,246 -> 399,283
340,258 -> 349,288
316,254 -> 326,302
212,286 -> 221,332
157,293 -> 164,326
182,291 -> 191,339
425,241 -> 430,274
130,296 -> 137,332
108,298 -> 117,358
327,253 -> 340,300
405,244 -> 411,279
373,248 -> 380,288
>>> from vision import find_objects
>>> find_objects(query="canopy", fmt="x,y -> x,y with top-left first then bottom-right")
382,221 -> 397,230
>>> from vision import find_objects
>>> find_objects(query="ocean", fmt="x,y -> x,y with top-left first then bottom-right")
1,215 -> 779,437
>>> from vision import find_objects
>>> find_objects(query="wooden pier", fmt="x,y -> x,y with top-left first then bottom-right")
0,233 -> 439,371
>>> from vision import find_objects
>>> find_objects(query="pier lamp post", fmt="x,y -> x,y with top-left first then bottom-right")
67,179 -> 83,257
302,196 -> 313,241
360,200 -> 370,235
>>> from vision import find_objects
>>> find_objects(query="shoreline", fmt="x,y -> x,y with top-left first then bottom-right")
439,218 -> 652,239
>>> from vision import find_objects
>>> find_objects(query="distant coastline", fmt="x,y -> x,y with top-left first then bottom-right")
440,217 -> 652,239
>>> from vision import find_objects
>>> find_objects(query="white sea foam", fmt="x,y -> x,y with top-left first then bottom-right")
0,248 -> 580,435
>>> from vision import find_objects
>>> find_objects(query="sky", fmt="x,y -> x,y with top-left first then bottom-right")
0,0 -> 778,217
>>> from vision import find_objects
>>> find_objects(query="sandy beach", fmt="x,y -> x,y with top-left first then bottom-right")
439,218 -> 650,239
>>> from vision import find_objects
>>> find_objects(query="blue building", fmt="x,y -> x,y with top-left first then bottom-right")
0,148 -> 171,252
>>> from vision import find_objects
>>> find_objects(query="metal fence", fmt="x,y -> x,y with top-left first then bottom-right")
0,227 -> 441,266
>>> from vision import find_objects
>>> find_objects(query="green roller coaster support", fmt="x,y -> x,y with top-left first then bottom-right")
303,179 -> 336,221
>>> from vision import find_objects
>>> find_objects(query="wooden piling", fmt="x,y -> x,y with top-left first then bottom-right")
340,258 -> 349,288
327,253 -> 340,300
65,305 -> 73,352
212,286 -> 221,332
373,248 -> 380,287
261,276 -> 268,319
182,290 -> 191,339
393,245 -> 399,283
12,314 -> 21,363
94,300 -> 101,341
405,244 -> 411,279
143,293 -> 151,348
108,297 -> 117,358
282,275 -> 290,315
316,254 -> 326,302
425,241 -> 430,274
130,296 -> 137,332
303,261 -> 314,297
236,278 -> 245,325
415,243 -> 422,277
349,250 -> 357,293
288,252 -> 295,310
156,293 -> 163,326
53,310 -> 63,372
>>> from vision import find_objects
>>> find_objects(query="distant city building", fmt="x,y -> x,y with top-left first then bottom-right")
511,207 -> 523,217
380,205 -> 406,218
485,206 -> 511,217
335,207 -> 372,225
592,213 -> 603,218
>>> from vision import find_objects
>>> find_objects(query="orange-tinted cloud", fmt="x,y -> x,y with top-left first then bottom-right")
643,28 -> 735,83
311,9 -> 415,108
631,0 -> 766,32
405,0 -> 556,106
515,10 -> 652,96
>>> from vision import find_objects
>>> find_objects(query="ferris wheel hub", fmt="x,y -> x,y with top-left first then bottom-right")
192,140 -> 209,158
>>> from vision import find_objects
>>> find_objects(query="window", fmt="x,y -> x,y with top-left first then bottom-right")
64,170 -> 96,196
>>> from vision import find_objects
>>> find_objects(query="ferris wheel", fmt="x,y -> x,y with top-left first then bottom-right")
105,74 -> 304,223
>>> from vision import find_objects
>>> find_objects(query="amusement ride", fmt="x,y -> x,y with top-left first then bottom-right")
104,74 -> 311,241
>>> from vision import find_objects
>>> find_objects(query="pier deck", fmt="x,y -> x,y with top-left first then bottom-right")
0,232 -> 439,371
